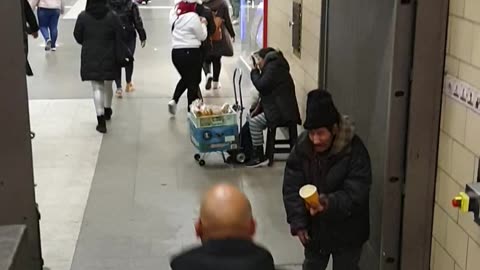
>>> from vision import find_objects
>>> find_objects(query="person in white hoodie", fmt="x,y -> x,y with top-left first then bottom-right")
168,0 -> 208,115
29,0 -> 64,51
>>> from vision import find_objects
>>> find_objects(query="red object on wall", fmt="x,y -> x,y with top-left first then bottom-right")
452,198 -> 462,208
263,0 -> 268,48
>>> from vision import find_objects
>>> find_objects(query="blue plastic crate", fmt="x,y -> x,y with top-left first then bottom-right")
189,119 -> 239,153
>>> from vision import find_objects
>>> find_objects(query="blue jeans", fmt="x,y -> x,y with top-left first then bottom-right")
37,8 -> 60,47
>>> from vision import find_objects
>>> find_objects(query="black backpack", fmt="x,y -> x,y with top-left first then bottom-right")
110,0 -> 135,67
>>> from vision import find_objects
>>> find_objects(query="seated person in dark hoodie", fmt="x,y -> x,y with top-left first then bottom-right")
246,47 -> 301,168
283,90 -> 372,270
170,183 -> 275,270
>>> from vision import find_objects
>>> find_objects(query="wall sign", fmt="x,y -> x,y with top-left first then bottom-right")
444,75 -> 480,114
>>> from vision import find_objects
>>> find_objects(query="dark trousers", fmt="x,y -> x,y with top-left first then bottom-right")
37,8 -> 60,47
115,38 -> 136,89
303,247 -> 362,270
203,55 -> 222,81
172,48 -> 203,109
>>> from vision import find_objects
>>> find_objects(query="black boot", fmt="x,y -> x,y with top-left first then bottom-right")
96,115 -> 107,134
104,108 -> 113,121
245,146 -> 269,168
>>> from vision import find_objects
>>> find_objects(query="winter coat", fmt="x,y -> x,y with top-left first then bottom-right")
196,4 -> 216,56
73,9 -> 120,81
108,0 -> 147,42
250,51 -> 301,128
171,239 -> 275,270
169,7 -> 207,49
203,0 -> 235,57
23,0 -> 39,76
283,117 -> 372,251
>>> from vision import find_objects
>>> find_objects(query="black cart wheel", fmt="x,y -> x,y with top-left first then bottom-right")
194,154 -> 201,161
199,160 -> 206,166
236,153 -> 247,164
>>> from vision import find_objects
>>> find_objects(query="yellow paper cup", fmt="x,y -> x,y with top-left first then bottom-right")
299,184 -> 320,208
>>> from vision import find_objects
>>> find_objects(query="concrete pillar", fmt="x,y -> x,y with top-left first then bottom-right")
0,0 -> 42,269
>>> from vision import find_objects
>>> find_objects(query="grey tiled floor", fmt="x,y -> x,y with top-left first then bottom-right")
28,1 -> 313,269
69,99 -> 305,270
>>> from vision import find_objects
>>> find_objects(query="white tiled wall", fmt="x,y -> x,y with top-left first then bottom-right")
433,1 -> 480,269
267,0 -> 322,120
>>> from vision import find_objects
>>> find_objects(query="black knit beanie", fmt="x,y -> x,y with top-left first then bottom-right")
303,89 -> 340,130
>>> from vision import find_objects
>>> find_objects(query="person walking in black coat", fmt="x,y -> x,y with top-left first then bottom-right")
246,47 -> 301,168
74,0 -> 121,133
108,0 -> 147,98
22,0 -> 39,76
170,183 -> 276,270
196,3 -> 215,61
282,90 -> 372,270
202,0 -> 235,90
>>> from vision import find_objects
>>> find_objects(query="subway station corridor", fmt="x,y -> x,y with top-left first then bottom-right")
27,0 -> 307,269
8,0 -> 474,269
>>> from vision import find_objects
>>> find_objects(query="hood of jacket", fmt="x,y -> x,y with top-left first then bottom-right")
203,0 -> 224,11
108,0 -> 130,11
297,115 -> 356,158
262,50 -> 290,72
86,0 -> 109,19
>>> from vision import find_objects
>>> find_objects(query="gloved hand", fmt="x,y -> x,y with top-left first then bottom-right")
141,40 -> 146,48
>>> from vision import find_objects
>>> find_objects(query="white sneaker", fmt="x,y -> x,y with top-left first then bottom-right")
115,88 -> 123,98
232,19 -> 239,25
168,100 -> 177,115
213,82 -> 222,90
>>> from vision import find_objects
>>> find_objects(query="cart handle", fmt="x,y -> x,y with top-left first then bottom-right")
233,68 -> 241,109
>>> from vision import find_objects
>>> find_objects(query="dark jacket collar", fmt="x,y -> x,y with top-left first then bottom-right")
204,0 -> 223,10
86,0 -> 110,19
202,238 -> 257,253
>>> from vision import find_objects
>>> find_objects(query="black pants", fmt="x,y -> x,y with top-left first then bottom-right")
203,55 -> 222,81
303,247 -> 362,270
172,48 -> 203,109
115,38 -> 136,89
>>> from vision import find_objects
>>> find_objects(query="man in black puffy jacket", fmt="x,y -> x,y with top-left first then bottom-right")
282,89 -> 372,270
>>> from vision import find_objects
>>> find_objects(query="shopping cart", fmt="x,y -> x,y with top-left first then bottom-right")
189,68 -> 247,166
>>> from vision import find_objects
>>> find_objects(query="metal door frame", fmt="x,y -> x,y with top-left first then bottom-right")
400,0 -> 449,269
317,0 -> 449,269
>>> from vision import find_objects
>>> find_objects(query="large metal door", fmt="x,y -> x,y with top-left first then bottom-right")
0,0 -> 42,268
321,0 -> 415,269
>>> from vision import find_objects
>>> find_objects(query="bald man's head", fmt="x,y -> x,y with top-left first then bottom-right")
195,184 -> 256,242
